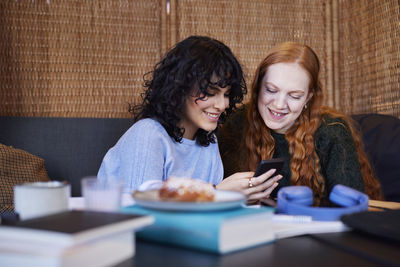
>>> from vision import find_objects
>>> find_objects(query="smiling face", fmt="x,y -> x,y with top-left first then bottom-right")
180,83 -> 230,140
257,62 -> 312,134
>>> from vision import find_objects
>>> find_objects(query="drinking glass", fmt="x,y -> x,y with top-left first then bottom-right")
81,177 -> 123,212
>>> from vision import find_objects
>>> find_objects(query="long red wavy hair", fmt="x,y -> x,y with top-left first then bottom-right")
245,42 -> 382,201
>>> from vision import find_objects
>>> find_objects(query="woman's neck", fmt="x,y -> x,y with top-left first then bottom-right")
179,120 -> 197,140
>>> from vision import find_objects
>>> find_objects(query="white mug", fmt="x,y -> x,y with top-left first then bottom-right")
14,181 -> 70,220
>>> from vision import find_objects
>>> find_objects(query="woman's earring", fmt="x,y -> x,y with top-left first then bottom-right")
304,104 -> 308,109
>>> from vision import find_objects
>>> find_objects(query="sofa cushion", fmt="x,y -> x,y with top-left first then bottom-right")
0,144 -> 50,213
352,114 -> 400,202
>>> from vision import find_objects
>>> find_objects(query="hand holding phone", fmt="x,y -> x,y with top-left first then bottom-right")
254,158 -> 285,177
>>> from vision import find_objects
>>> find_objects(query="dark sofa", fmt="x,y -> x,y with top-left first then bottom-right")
0,116 -> 134,196
1,114 -> 399,201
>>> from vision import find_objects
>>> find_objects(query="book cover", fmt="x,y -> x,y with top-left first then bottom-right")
0,210 -> 154,248
0,232 -> 134,267
121,205 -> 275,254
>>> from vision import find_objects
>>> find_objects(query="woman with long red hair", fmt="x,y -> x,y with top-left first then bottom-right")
218,42 -> 383,205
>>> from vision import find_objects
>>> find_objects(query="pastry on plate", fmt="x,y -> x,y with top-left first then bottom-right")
159,177 -> 215,202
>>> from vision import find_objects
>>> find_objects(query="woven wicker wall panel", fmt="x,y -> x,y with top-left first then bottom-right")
0,0 -> 165,118
2,1 -> 398,118
170,0 -> 330,105
337,0 -> 400,117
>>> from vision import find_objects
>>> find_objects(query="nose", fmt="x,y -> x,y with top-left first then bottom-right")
214,93 -> 228,111
274,93 -> 286,109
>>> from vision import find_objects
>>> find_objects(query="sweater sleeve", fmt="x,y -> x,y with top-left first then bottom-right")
97,119 -> 167,193
315,118 -> 365,195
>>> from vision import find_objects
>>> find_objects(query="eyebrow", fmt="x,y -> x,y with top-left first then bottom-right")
265,82 -> 306,94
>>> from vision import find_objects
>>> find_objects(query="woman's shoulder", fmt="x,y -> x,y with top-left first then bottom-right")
133,117 -> 163,129
315,112 -> 353,144
319,113 -> 350,131
121,118 -> 169,143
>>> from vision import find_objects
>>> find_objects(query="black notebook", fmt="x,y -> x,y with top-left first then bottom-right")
0,210 -> 154,247
341,209 -> 400,243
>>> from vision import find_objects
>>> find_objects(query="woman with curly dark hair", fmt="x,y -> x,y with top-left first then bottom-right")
218,42 -> 383,205
98,36 -> 282,200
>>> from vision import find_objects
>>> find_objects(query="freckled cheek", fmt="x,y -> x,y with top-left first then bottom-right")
258,94 -> 273,106
287,101 -> 304,113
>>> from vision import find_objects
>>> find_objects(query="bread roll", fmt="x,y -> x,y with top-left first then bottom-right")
159,177 -> 215,202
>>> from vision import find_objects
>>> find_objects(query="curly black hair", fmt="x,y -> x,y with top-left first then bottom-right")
130,35 -> 247,146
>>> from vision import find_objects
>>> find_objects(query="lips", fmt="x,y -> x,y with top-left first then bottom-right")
204,111 -> 220,122
268,108 -> 287,120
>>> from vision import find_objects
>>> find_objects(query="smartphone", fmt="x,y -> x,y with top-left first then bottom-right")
254,158 -> 285,177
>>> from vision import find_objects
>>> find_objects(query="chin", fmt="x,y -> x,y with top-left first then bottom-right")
201,124 -> 217,133
266,122 -> 285,133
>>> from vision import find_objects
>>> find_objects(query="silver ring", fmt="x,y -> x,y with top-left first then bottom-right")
248,178 -> 253,188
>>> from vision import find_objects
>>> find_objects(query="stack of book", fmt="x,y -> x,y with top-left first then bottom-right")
0,210 -> 154,267
121,205 -> 276,254
121,205 -> 349,254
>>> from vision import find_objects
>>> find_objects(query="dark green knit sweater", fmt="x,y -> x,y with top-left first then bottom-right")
217,106 -> 365,202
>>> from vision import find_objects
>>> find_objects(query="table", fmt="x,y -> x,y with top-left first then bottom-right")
69,197 -> 400,266
115,231 -> 399,267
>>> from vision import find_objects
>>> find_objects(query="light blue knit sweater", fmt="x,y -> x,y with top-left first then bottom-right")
97,118 -> 223,193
